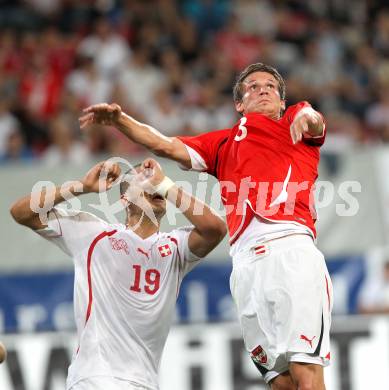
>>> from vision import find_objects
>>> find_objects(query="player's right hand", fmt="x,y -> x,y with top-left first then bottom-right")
79,103 -> 122,129
81,161 -> 121,193
135,159 -> 165,194
141,159 -> 165,186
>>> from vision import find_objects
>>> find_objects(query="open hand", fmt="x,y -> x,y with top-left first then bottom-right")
79,103 -> 122,129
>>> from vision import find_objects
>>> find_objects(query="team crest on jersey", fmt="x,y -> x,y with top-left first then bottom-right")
158,244 -> 172,258
250,345 -> 267,365
109,237 -> 129,255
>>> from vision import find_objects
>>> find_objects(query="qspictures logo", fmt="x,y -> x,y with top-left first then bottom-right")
28,156 -> 362,228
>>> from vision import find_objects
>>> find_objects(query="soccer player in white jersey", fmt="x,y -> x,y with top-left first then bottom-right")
10,158 -> 226,390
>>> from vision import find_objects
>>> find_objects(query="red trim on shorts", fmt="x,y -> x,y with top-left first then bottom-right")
325,275 -> 330,311
84,230 -> 117,325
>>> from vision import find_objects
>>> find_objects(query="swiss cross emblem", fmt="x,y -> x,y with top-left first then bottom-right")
158,244 -> 171,257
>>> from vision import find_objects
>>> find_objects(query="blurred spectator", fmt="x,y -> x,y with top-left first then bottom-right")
359,260 -> 389,314
158,48 -> 186,97
65,55 -> 113,108
314,18 -> 344,68
373,9 -> 389,57
25,0 -> 61,16
276,6 -> 311,45
78,17 -> 129,78
175,18 -> 200,64
0,129 -> 34,164
365,88 -> 389,142
288,39 -> 342,111
0,30 -> 23,77
321,112 -> 366,175
117,45 -> 166,114
340,43 -> 380,115
0,99 -> 20,156
84,125 -> 109,156
325,111 -> 365,149
214,14 -> 262,71
40,26 -> 76,76
19,50 -> 64,120
41,115 -> 90,165
181,0 -> 231,40
1,0 -> 389,165
184,82 -> 236,133
105,127 -> 144,158
145,87 -> 186,137
233,0 -> 276,38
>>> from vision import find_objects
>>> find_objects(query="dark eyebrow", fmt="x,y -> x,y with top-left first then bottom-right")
245,78 -> 276,85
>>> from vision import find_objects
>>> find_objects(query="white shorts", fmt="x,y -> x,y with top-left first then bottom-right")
230,234 -> 333,383
69,377 -> 153,390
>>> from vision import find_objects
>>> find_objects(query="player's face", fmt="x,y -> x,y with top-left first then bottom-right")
235,71 -> 285,119
143,191 -> 167,217
123,173 -> 167,219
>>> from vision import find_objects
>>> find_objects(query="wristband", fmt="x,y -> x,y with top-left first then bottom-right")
154,176 -> 175,198
295,106 -> 317,120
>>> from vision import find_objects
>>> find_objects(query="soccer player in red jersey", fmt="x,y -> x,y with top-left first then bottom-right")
80,63 -> 333,390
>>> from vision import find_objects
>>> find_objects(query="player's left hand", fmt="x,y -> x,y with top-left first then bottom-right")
290,109 -> 321,144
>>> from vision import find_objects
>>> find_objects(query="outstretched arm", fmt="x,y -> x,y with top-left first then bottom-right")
79,103 -> 192,168
10,161 -> 121,230
138,159 -> 227,258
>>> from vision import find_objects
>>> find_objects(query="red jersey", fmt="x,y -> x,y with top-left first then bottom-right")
178,102 -> 325,244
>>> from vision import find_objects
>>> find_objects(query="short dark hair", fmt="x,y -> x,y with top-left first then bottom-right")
120,163 -> 141,197
233,63 -> 286,103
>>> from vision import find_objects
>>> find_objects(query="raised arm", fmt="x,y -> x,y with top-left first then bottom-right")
10,161 -> 121,230
79,103 -> 192,169
139,159 -> 226,258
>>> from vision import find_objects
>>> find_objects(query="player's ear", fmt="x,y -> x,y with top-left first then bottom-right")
281,100 -> 286,112
235,101 -> 244,114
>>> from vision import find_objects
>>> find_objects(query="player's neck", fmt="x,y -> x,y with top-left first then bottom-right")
245,109 -> 282,120
126,214 -> 160,239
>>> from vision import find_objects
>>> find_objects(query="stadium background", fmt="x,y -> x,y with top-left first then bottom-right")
1,1 -> 389,389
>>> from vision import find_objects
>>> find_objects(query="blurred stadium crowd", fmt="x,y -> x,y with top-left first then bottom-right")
0,0 -> 389,165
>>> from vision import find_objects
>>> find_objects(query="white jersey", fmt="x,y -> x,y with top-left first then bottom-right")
36,207 -> 202,390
